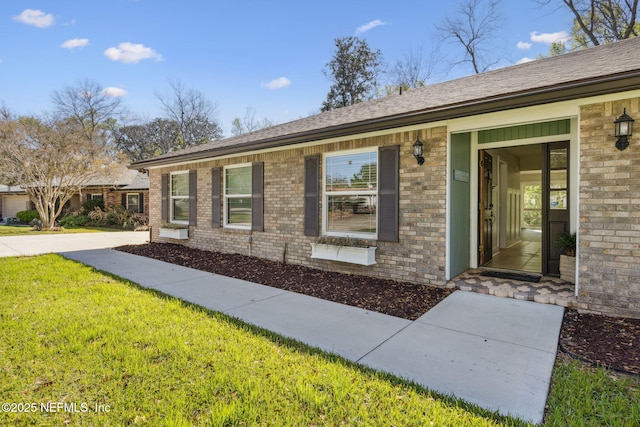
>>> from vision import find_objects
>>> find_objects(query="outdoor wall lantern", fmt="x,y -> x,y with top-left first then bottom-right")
413,138 -> 425,165
614,108 -> 634,151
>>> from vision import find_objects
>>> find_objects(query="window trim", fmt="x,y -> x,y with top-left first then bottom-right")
323,147 -> 378,240
170,171 -> 190,225
89,193 -> 103,201
223,163 -> 252,230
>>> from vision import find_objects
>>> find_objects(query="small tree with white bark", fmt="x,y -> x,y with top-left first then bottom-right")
0,112 -> 118,229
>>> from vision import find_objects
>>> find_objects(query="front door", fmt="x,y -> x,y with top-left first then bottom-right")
542,142 -> 570,275
478,150 -> 493,265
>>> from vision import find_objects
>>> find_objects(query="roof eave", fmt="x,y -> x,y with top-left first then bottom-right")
130,71 -> 640,169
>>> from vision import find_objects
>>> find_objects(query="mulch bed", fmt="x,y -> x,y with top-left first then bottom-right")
116,242 -> 639,375
116,243 -> 452,321
560,310 -> 640,375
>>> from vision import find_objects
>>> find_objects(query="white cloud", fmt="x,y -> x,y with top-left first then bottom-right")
13,9 -> 55,28
262,77 -> 291,89
356,19 -> 388,34
530,31 -> 569,44
60,38 -> 90,50
517,57 -> 535,64
517,41 -> 532,50
104,42 -> 163,64
101,87 -> 128,97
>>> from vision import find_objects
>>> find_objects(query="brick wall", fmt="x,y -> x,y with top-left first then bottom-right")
150,126 -> 449,287
579,97 -> 640,318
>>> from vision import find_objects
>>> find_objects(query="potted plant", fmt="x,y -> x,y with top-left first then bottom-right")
310,236 -> 377,266
159,223 -> 189,240
556,231 -> 576,283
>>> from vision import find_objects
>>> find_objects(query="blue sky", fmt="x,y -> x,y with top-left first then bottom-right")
0,1 -> 573,135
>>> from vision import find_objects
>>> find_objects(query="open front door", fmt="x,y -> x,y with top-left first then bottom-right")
542,142 -> 570,275
478,150 -> 493,265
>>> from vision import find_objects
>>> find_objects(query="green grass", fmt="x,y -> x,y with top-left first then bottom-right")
0,226 -> 119,236
0,255 -> 638,426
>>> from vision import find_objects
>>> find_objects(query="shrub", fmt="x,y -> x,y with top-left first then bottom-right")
16,209 -> 40,224
59,215 -> 91,228
87,207 -> 107,224
82,198 -> 105,215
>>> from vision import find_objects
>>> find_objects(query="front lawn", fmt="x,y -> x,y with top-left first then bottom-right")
0,255 -> 638,426
0,225 -> 119,236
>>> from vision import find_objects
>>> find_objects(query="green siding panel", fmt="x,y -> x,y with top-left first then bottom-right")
478,119 -> 570,144
450,133 -> 471,278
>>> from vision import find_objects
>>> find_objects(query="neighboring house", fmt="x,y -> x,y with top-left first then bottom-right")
71,169 -> 150,216
0,185 -> 31,219
0,169 -> 149,220
131,37 -> 640,319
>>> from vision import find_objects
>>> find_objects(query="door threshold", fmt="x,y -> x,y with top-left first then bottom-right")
480,268 -> 542,283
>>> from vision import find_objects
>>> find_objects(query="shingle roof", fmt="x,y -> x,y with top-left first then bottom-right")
131,37 -> 640,168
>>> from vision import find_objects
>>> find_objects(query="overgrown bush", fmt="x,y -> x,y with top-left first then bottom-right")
65,206 -> 148,230
81,198 -> 105,215
16,209 -> 40,224
59,215 -> 91,228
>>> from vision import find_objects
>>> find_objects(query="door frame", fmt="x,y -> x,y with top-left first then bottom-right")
461,126 -> 578,272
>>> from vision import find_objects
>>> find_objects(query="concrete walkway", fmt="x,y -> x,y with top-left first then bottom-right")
0,231 -> 149,257
60,248 -> 564,424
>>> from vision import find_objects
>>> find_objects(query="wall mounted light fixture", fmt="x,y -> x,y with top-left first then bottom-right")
614,108 -> 634,151
413,138 -> 425,165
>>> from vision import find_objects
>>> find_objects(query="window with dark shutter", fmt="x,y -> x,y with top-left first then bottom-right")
161,174 -> 169,222
189,170 -> 197,226
211,167 -> 221,228
377,145 -> 399,242
251,162 -> 264,231
304,155 -> 320,236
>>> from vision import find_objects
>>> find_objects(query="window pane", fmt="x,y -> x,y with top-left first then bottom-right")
326,152 -> 377,192
226,167 -> 252,195
172,198 -> 189,221
550,170 -> 567,189
127,194 -> 140,212
171,174 -> 189,196
550,190 -> 567,210
549,148 -> 567,169
227,197 -> 252,226
327,195 -> 377,234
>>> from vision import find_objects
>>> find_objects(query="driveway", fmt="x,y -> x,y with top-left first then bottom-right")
0,231 -> 149,257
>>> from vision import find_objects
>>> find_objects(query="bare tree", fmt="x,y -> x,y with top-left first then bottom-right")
436,0 -> 505,74
156,80 -> 223,148
51,79 -> 123,142
230,107 -> 274,136
539,0 -> 638,48
0,112 -> 117,229
386,47 -> 438,95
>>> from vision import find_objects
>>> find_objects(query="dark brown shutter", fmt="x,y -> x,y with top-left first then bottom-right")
251,162 -> 264,231
121,193 -> 127,208
304,155 -> 320,236
211,167 -> 221,228
161,174 -> 169,222
138,193 -> 144,214
189,170 -> 197,226
378,145 -> 399,242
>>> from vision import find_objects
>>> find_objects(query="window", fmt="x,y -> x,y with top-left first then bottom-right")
88,193 -> 103,201
170,172 -> 189,223
126,193 -> 141,213
224,165 -> 252,228
324,149 -> 377,238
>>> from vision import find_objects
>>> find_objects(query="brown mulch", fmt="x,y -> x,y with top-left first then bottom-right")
560,309 -> 640,375
116,242 -> 639,375
116,242 -> 452,321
